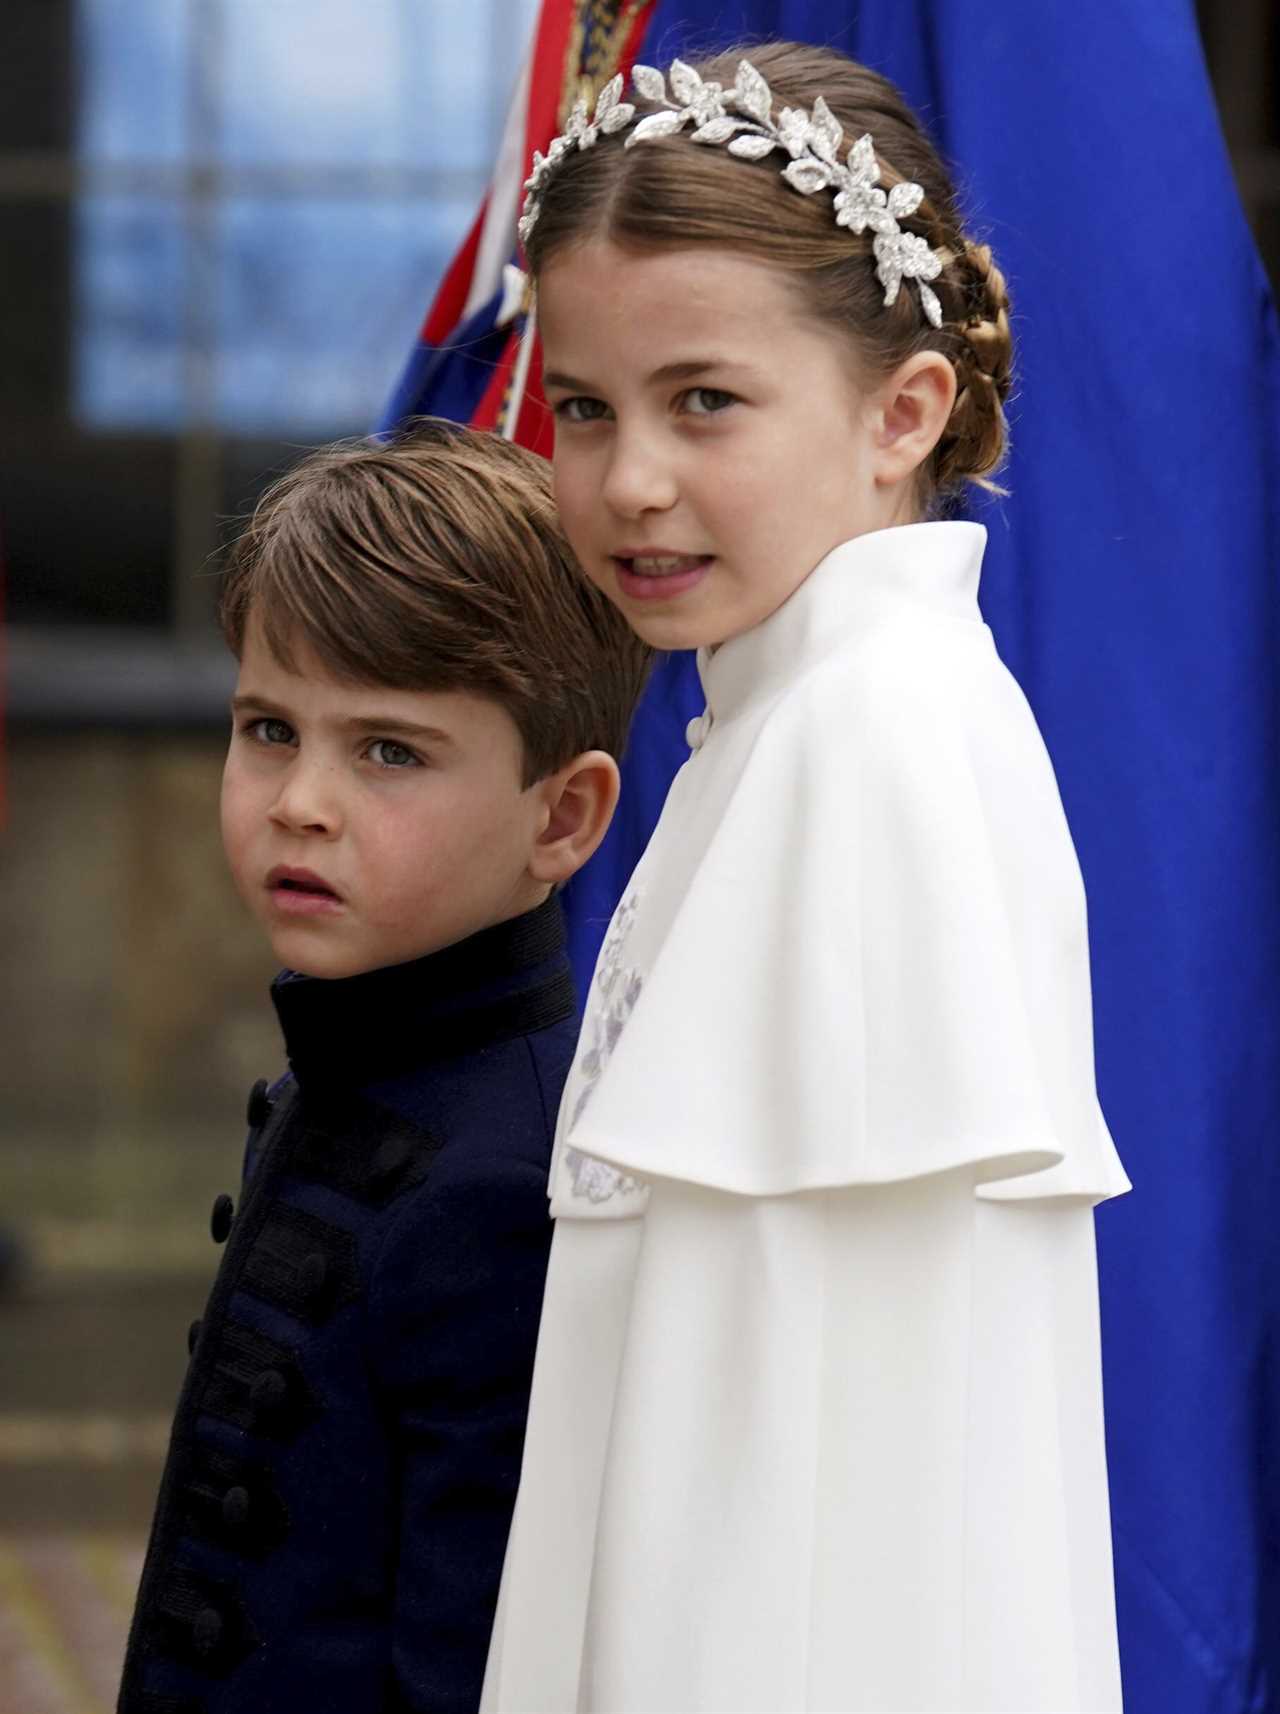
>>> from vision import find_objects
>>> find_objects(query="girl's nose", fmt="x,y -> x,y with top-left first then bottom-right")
601,431 -> 677,519
268,759 -> 342,837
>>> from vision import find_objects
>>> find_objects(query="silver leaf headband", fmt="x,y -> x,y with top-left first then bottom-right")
519,57 -> 945,329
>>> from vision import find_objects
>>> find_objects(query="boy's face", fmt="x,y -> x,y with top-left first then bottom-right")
221,620 -> 552,979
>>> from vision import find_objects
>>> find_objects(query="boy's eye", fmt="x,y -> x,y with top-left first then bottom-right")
367,739 -> 420,770
554,395 -> 612,424
683,387 -> 737,416
247,716 -> 295,746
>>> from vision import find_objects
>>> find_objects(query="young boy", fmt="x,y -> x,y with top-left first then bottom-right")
117,421 -> 651,1714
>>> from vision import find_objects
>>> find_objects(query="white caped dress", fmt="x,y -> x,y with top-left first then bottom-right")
482,522 -> 1131,1714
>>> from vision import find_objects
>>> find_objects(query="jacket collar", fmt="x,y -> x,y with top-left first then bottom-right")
271,894 -> 573,1089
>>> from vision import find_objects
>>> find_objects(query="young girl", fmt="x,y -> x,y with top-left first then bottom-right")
482,41 -> 1130,1714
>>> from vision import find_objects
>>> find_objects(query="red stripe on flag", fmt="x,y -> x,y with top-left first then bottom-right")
500,1 -> 654,455
422,196 -> 489,344
472,335 -> 518,432
513,338 -> 555,458
523,0 -> 579,173
470,332 -> 553,458
504,1 -> 658,451
424,1 -> 660,451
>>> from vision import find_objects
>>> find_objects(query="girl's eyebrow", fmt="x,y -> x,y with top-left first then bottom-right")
543,357 -> 753,392
542,369 -> 594,393
646,358 -> 740,384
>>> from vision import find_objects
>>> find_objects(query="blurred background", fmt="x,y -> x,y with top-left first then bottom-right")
0,1 -> 539,1705
0,1 -> 1274,1707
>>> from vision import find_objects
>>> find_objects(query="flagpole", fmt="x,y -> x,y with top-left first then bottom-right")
501,298 -> 538,441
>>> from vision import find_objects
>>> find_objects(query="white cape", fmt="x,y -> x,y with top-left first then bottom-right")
483,524 -> 1130,1714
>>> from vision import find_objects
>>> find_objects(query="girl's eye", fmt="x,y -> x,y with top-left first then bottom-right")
367,739 -> 420,770
683,387 -> 737,416
246,716 -> 295,746
554,395 -> 612,424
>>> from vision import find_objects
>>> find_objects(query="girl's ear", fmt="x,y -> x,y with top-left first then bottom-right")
528,750 -> 622,887
871,350 -> 957,488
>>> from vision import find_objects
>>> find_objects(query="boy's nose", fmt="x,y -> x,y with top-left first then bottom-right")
268,762 -> 342,836
601,433 -> 677,519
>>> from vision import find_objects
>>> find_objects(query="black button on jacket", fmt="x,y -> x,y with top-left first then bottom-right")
118,898 -> 577,1714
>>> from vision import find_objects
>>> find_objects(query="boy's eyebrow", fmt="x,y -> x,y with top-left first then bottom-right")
230,693 -> 456,746
543,357 -> 748,392
231,692 -> 290,718
338,715 -> 457,746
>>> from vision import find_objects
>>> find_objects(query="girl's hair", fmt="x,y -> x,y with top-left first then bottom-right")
525,42 -> 1013,502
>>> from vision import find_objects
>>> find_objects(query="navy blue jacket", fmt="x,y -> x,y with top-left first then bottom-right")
118,898 -> 576,1714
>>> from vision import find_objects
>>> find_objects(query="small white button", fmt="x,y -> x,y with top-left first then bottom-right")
685,711 -> 712,751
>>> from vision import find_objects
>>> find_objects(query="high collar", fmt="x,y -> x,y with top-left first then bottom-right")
271,894 -> 574,1090
698,521 -> 987,724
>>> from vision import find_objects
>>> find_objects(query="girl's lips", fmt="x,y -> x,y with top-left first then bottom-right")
613,555 -> 713,602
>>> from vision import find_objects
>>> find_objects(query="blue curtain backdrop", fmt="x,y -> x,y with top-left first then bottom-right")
390,2 -> 1280,1706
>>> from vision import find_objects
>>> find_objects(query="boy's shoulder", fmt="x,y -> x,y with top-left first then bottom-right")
366,998 -> 578,1179
248,998 -> 576,1201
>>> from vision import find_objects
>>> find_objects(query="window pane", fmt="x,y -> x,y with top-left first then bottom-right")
75,194 -> 187,430
74,0 -> 541,438
0,200 -> 177,628
215,196 -> 466,434
76,0 -> 188,164
398,0 -> 500,172
221,0 -> 443,168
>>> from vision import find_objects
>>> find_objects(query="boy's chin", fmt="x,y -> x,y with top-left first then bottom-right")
260,922 -> 469,981
262,923 -> 387,982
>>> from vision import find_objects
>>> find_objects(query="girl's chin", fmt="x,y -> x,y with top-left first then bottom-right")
629,616 -> 729,653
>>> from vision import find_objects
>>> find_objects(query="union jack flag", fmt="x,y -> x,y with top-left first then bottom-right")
378,0 -> 656,454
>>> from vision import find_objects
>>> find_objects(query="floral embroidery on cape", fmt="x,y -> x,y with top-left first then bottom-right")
565,892 -> 645,1204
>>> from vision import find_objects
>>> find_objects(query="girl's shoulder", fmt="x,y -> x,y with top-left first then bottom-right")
767,607 -> 1037,779
800,606 -> 1001,721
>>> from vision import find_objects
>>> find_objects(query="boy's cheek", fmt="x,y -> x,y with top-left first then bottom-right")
219,773 -> 261,899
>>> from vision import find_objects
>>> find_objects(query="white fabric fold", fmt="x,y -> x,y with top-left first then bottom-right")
484,1175 -> 1123,1713
552,522 -> 1129,1212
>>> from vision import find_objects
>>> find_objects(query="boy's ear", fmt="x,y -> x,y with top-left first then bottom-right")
528,750 -> 621,887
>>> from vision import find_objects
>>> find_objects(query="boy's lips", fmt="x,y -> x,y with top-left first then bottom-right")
265,865 -> 345,916
612,552 -> 713,601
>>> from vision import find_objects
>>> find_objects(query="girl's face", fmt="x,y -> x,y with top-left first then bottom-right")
539,239 -> 908,651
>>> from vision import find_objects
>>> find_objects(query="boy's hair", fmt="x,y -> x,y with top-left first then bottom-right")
525,42 -> 1013,503
220,420 -> 652,785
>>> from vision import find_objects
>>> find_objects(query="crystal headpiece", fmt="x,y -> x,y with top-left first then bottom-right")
519,57 -> 945,329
